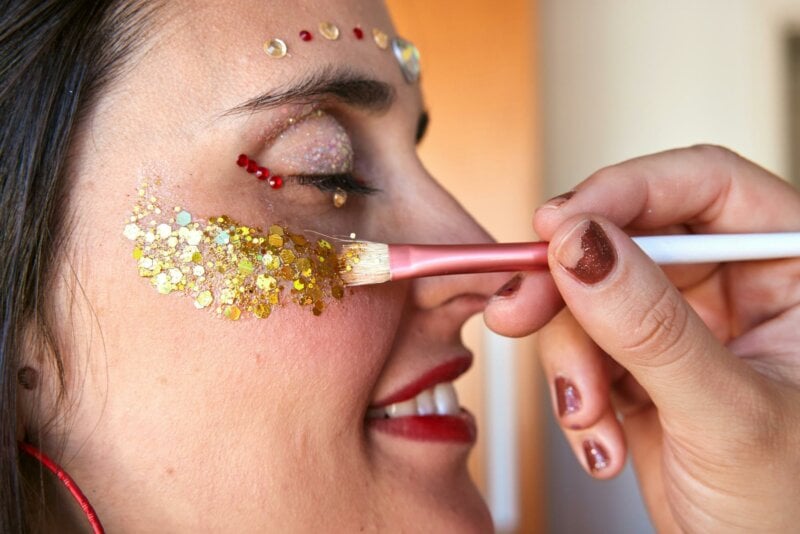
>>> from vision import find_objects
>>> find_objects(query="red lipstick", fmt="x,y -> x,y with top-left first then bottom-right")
371,356 -> 472,408
368,410 -> 476,443
367,356 -> 475,443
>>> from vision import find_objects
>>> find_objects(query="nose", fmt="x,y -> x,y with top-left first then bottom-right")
383,165 -> 513,311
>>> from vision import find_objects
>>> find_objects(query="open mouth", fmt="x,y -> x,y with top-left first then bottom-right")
367,381 -> 461,418
365,357 -> 476,443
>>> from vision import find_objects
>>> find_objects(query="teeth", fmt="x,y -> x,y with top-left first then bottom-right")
387,398 -> 417,417
415,389 -> 436,415
368,381 -> 460,419
434,382 -> 460,416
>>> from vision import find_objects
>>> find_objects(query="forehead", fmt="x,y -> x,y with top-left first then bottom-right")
149,0 -> 402,112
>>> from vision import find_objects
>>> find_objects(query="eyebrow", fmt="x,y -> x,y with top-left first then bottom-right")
223,67 -> 396,117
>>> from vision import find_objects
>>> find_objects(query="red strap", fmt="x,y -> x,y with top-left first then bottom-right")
19,442 -> 105,534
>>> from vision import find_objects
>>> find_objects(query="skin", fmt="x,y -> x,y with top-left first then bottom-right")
485,145 -> 800,532
19,1 -> 509,531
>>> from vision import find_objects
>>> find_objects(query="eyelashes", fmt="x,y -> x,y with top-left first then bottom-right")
293,173 -> 378,195
237,153 -> 377,210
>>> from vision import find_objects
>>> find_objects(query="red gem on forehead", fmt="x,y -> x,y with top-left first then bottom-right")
353,27 -> 364,39
268,175 -> 283,189
299,30 -> 312,41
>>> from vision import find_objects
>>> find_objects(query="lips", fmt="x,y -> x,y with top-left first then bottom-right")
370,357 -> 472,408
367,411 -> 476,442
366,356 -> 476,443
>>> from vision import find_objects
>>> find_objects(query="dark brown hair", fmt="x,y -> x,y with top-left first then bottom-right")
1,1 -> 156,530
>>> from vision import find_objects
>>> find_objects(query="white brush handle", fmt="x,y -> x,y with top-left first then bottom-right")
632,233 -> 800,264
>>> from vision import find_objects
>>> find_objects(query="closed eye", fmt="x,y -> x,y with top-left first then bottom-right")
293,173 -> 379,195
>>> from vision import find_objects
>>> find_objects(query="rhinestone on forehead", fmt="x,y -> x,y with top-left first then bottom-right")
372,28 -> 389,49
391,37 -> 421,83
263,38 -> 287,58
319,22 -> 340,40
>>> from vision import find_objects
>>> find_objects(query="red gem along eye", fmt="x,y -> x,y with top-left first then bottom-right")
353,27 -> 364,39
299,30 -> 312,41
255,166 -> 270,180
238,155 -> 280,188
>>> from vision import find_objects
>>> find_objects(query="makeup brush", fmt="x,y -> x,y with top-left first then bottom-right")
338,232 -> 800,286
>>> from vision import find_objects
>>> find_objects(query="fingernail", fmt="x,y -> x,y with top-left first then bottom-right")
542,190 -> 576,209
556,220 -> 616,284
583,439 -> 610,473
494,273 -> 523,298
555,377 -> 582,416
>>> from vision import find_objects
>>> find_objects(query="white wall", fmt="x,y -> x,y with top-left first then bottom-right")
541,0 -> 800,199
539,1 -> 800,532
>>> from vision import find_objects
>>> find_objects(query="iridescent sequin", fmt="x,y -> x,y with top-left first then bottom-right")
391,37 -> 421,83
124,182 -> 346,320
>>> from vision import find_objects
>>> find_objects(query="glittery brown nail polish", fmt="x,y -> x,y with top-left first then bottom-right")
555,377 -> 582,417
545,190 -> 576,208
583,439 -> 609,473
494,273 -> 523,298
558,220 -> 616,284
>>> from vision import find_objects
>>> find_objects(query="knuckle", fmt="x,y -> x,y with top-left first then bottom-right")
586,164 -> 624,187
687,143 -> 738,161
620,286 -> 690,367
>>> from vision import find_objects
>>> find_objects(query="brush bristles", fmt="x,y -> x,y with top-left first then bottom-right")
339,241 -> 391,286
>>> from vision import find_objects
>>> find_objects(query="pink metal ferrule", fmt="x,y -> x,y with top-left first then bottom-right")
387,242 -> 549,281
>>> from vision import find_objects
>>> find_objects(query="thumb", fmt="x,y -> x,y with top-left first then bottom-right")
548,216 -> 755,428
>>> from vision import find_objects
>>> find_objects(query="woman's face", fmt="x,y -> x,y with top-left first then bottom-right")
44,0 -> 504,530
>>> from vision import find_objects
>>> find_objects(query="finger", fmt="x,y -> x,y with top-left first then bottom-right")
483,270 -> 562,338
534,145 -> 800,240
548,215 -> 759,429
618,410 -> 675,528
537,309 -> 609,430
609,370 -> 653,417
565,406 -> 627,480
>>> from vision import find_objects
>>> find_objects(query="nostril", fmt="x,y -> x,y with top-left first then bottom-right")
493,273 -> 523,298
411,271 -> 511,313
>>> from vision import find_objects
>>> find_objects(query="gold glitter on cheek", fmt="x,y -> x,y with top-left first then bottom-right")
123,181 -> 348,320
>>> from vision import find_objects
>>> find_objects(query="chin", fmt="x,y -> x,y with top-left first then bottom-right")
406,471 -> 494,533
370,453 -> 493,533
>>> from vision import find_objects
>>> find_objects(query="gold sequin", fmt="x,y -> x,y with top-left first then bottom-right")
268,234 -> 284,247
279,249 -> 296,264
224,305 -> 242,321
254,303 -> 271,319
124,182 -> 348,320
195,290 -> 213,309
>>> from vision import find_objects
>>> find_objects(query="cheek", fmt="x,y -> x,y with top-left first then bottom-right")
94,265 -> 403,430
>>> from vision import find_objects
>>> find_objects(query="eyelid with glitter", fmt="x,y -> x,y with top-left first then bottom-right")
265,111 -> 360,179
